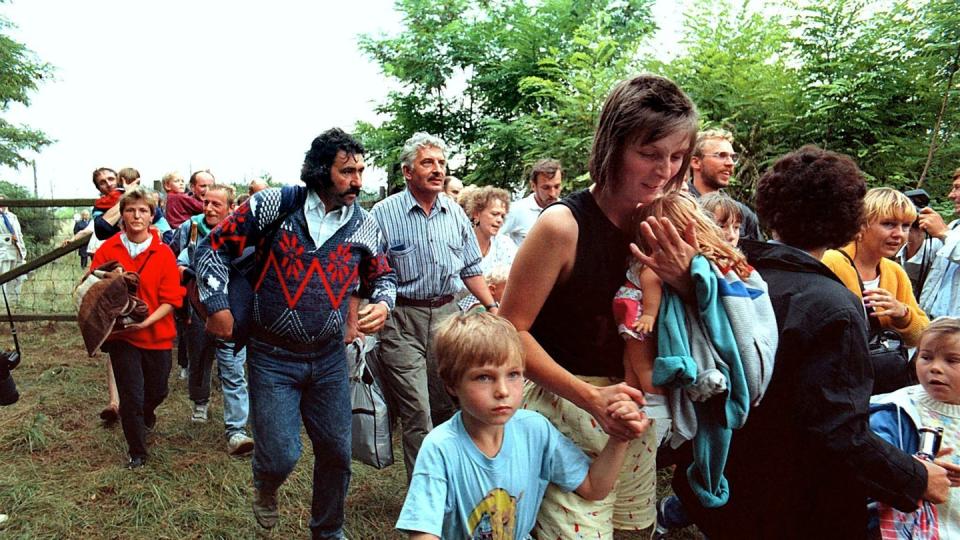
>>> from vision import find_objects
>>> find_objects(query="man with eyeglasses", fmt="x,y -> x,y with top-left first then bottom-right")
687,128 -> 762,241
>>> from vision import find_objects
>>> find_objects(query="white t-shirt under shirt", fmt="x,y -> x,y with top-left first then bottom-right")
396,409 -> 591,539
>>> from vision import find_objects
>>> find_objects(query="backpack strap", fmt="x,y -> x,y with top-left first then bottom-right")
837,248 -> 882,336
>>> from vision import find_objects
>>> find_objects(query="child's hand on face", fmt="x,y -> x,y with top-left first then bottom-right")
633,314 -> 656,335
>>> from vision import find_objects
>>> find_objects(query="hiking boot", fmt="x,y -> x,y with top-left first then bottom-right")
227,433 -> 254,456
252,487 -> 279,529
191,403 -> 209,423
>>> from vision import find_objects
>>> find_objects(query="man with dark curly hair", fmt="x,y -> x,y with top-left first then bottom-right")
662,145 -> 951,538
195,128 -> 397,538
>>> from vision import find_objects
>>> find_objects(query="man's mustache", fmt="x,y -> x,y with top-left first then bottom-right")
338,186 -> 362,197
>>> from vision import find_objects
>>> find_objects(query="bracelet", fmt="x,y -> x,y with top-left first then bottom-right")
485,301 -> 500,310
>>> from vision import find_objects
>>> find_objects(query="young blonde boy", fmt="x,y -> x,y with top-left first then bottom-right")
396,312 -> 648,539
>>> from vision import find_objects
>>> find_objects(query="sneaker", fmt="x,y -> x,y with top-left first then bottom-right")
227,433 -> 255,456
191,403 -> 209,423
252,487 -> 279,529
178,368 -> 188,380
126,455 -> 147,470
655,495 -> 691,538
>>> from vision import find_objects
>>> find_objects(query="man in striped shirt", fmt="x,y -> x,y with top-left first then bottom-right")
372,132 -> 500,480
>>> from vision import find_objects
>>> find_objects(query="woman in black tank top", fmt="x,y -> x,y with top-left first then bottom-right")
500,75 -> 700,536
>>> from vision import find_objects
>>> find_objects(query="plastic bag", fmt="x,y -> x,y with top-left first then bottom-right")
349,336 -> 394,469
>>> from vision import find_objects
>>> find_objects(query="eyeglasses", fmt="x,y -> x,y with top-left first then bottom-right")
702,152 -> 740,164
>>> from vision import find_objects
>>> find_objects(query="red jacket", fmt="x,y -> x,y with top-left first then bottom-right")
91,229 -> 184,350
165,192 -> 203,228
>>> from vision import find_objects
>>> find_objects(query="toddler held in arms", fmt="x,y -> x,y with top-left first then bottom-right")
396,312 -> 649,539
614,191 -> 753,445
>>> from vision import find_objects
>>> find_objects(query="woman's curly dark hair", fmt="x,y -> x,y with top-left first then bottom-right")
756,145 -> 865,251
300,128 -> 365,191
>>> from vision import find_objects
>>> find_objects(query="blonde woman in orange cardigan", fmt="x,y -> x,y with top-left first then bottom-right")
822,187 -> 929,348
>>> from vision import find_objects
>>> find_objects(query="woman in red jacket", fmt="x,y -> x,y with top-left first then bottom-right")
91,189 -> 184,469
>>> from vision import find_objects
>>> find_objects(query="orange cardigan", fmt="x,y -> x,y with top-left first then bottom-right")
821,244 -> 929,347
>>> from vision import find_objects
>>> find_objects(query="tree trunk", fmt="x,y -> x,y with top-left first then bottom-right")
917,41 -> 960,189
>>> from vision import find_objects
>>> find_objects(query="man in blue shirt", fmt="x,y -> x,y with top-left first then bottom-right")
919,167 -> 960,317
372,132 -> 499,480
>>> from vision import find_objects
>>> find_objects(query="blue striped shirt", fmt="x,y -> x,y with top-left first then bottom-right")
371,189 -> 483,299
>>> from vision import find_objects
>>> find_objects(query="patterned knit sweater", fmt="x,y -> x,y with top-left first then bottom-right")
195,186 -> 396,350
872,384 -> 960,537
913,387 -> 960,538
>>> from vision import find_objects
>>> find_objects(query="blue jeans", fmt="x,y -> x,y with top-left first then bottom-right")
248,339 -> 351,539
187,312 -> 249,437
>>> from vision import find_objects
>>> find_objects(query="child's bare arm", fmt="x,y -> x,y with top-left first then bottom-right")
408,533 -> 440,540
575,436 -> 631,501
634,267 -> 663,334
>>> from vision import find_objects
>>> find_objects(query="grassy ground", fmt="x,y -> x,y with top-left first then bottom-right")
0,323 -> 700,539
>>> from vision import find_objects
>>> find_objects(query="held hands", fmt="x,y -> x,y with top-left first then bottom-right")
587,383 -> 651,441
631,217 -> 698,293
863,288 -> 908,319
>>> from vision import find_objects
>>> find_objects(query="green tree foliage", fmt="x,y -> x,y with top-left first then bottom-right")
652,0 -> 960,202
0,9 -> 52,168
362,0 -> 960,205
357,0 -> 656,190
646,0 -> 802,202
0,180 -> 56,258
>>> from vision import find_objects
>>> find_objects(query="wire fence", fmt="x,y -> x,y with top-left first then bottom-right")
0,199 -> 95,321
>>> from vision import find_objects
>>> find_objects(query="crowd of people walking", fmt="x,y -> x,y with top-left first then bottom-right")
66,72 -> 960,539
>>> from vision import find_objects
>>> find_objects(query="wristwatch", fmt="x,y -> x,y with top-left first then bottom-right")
485,301 -> 500,310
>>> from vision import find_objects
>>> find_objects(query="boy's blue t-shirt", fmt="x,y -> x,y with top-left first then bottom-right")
396,409 -> 591,539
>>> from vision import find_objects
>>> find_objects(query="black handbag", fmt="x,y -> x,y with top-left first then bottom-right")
838,250 -> 915,394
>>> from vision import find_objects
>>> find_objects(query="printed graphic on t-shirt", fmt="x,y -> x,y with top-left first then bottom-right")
467,488 -> 519,539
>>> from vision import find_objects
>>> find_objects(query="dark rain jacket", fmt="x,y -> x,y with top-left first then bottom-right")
674,240 -> 926,539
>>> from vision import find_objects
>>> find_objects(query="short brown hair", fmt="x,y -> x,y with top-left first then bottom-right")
589,74 -> 698,192
700,192 -> 742,226
920,317 -> 960,352
92,167 -> 116,189
118,167 -> 140,185
529,158 -> 561,186
461,185 -> 510,221
434,312 -> 524,389
119,189 -> 158,214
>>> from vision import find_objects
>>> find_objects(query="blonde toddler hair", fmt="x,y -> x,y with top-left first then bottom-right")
636,191 -> 751,279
